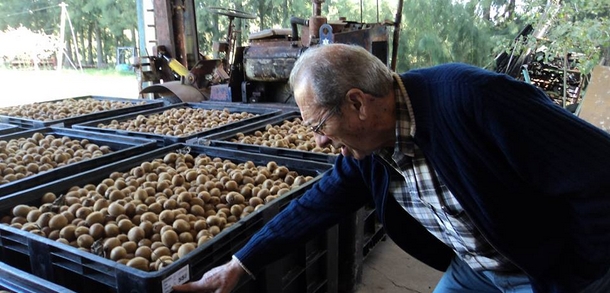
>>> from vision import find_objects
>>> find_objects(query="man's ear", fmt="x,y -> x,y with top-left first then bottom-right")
346,88 -> 367,120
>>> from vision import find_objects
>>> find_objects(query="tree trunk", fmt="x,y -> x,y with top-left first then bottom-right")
283,0 -> 289,27
116,39 -> 120,65
79,27 -> 86,67
235,1 -> 244,46
96,26 -> 104,68
87,23 -> 94,65
131,28 -> 137,49
258,0 -> 265,29
65,34 -> 74,68
505,0 -> 516,20
480,0 -> 491,22
213,13 -> 219,41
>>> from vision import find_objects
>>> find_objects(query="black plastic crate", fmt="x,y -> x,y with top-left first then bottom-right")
188,111 -> 385,291
0,123 -> 22,136
260,227 -> 338,293
337,202 -> 385,293
0,261 -> 76,293
0,143 -> 337,293
73,102 -> 282,147
188,111 -> 339,164
362,204 -> 385,258
0,96 -> 166,129
192,101 -> 300,114
0,127 -> 157,197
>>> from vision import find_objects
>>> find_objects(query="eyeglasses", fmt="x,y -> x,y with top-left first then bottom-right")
309,109 -> 335,135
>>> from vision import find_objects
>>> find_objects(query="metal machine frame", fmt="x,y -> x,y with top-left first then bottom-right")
135,0 -> 403,104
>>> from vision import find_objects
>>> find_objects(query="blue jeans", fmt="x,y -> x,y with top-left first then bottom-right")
433,256 -> 533,293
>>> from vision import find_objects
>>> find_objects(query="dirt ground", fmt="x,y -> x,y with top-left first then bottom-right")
0,69 -> 140,108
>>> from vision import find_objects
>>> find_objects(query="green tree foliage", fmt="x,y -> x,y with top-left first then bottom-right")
0,0 -> 607,74
0,0 -> 60,33
76,0 -> 136,67
520,0 -> 610,74
194,1 -> 223,56
1,0 -> 136,69
395,0 -> 497,71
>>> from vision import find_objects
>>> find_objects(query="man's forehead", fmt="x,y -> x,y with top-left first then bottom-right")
295,100 -> 319,126
294,84 -> 315,109
298,103 -> 317,124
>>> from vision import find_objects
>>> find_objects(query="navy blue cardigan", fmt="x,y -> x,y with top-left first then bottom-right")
234,63 -> 610,293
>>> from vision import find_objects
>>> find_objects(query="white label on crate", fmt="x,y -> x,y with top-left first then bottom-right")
162,264 -> 190,293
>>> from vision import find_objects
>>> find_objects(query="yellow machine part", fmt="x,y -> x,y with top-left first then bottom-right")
167,58 -> 190,77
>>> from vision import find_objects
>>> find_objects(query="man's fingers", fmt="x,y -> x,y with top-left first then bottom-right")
172,260 -> 242,293
172,281 -> 207,292
171,283 -> 192,292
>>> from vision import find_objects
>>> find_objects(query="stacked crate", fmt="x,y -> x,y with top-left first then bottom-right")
0,144 -> 336,292
0,97 -> 383,293
192,110 -> 386,292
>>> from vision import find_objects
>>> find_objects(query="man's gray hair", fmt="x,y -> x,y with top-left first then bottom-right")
289,43 -> 393,113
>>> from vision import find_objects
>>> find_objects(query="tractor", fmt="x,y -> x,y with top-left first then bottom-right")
134,0 -> 403,104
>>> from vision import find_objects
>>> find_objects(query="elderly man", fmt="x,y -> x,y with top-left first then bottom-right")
175,43 -> 610,293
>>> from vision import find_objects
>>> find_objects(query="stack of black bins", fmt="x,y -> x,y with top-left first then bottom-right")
0,127 -> 157,197
72,102 -> 282,147
0,261 -> 76,293
187,110 -> 386,292
0,123 -> 23,136
0,96 -> 165,129
189,111 -> 337,164
0,144 -> 337,293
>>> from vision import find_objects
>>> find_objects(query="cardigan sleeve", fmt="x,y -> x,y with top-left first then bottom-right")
234,155 -> 371,275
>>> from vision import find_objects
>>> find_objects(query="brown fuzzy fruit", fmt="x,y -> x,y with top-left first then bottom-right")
161,230 -> 178,247
128,226 -> 145,243
127,256 -> 149,272
48,214 -> 69,230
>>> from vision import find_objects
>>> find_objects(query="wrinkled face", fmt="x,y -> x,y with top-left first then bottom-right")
294,79 -> 383,160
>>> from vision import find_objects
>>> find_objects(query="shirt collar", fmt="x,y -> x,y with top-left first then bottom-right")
392,75 -> 415,158
374,73 -> 416,163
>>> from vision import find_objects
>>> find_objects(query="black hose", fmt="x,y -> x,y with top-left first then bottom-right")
290,16 -> 308,46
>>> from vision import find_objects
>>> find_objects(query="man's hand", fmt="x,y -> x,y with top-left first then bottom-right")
173,258 -> 246,293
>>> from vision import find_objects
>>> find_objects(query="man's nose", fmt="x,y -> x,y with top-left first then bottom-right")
315,133 -> 332,148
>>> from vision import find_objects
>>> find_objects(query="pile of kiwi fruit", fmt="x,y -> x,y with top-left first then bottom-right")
95,108 -> 259,137
0,132 -> 113,185
229,117 -> 340,154
1,151 -> 314,272
0,98 -> 148,121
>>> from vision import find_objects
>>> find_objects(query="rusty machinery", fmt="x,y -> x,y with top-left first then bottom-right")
493,0 -> 586,111
135,0 -> 403,104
